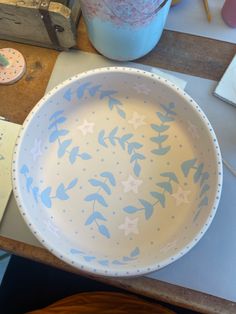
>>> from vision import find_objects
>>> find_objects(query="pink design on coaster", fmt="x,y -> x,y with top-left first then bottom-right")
0,48 -> 26,85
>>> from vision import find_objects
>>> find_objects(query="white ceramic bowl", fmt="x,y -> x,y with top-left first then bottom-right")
12,67 -> 222,277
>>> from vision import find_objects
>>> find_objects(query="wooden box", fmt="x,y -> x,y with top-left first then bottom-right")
0,0 -> 81,50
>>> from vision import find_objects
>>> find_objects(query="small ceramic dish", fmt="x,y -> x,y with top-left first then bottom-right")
12,67 -> 222,277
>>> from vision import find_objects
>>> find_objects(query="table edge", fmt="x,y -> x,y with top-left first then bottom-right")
0,235 -> 235,314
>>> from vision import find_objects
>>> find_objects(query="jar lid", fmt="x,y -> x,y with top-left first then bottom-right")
0,48 -> 26,85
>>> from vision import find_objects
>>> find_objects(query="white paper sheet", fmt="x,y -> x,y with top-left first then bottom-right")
166,0 -> 236,44
0,120 -> 21,222
214,54 -> 236,106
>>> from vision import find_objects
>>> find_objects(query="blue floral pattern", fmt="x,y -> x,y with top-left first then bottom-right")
63,82 -> 126,119
20,164 -> 78,208
181,159 -> 210,222
84,172 -> 116,239
151,103 -> 176,156
98,127 -> 145,177
48,110 -> 91,163
70,246 -> 140,267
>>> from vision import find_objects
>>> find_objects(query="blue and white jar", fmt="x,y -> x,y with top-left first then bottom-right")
80,0 -> 172,61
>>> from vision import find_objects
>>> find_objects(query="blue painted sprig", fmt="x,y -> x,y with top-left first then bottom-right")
151,103 -> 176,156
123,172 -> 179,220
20,164 -> 78,208
84,172 -> 116,239
70,246 -> 140,267
48,110 -> 91,163
63,82 -> 126,119
98,127 -> 145,177
181,159 -> 210,221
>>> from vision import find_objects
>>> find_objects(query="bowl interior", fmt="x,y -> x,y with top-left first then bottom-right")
13,68 -> 222,276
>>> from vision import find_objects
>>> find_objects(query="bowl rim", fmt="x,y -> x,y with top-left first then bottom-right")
12,66 -> 223,277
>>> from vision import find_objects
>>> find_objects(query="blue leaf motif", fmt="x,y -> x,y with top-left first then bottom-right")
20,164 -> 29,174
32,186 -> 39,202
132,142 -> 143,149
56,183 -> 69,200
26,177 -> 33,192
160,103 -> 176,115
194,163 -> 204,183
100,90 -> 117,99
84,193 -> 108,207
151,147 -> 171,155
100,172 -> 116,186
67,178 -> 78,189
139,199 -> 153,220
156,182 -> 173,194
150,191 -> 165,208
130,247 -> 140,257
181,159 -> 197,177
200,172 -> 209,186
80,153 -> 91,160
83,255 -> 96,262
69,146 -> 79,164
117,108 -> 126,119
128,143 -> 135,155
198,196 -> 208,208
123,256 -> 133,261
70,248 -> 84,254
160,172 -> 179,183
98,225 -> 110,238
89,179 -> 111,195
156,112 -> 175,122
128,142 -> 143,155
58,139 -> 72,158
109,97 -> 121,109
118,133 -> 133,150
123,206 -> 139,214
98,130 -> 108,148
88,85 -> 101,96
151,124 -> 170,133
130,153 -> 145,163
85,211 -> 107,225
64,89 -> 72,101
49,129 -> 69,143
133,161 -> 141,177
151,135 -> 168,143
98,260 -> 109,266
40,187 -> 52,208
112,260 -> 125,265
49,110 -> 64,121
48,117 -> 66,130
77,82 -> 91,99
200,184 -> 210,197
109,127 -> 118,145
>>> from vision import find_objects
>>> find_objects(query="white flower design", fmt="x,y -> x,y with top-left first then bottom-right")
133,83 -> 150,95
78,120 -> 94,135
30,138 -> 42,161
128,112 -> 146,129
172,186 -> 191,206
121,175 -> 143,194
187,121 -> 199,139
44,220 -> 61,238
119,216 -> 139,236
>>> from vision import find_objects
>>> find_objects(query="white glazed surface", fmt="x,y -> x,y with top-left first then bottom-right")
12,67 -> 222,277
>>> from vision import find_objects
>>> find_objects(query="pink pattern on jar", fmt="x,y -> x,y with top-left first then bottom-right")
81,0 -> 165,27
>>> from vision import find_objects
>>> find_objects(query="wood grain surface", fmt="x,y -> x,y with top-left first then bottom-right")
1,16 -> 236,314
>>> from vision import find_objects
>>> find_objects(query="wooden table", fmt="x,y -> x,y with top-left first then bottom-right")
0,18 -> 236,314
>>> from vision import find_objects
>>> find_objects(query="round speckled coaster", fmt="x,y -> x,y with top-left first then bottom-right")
0,48 -> 26,85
